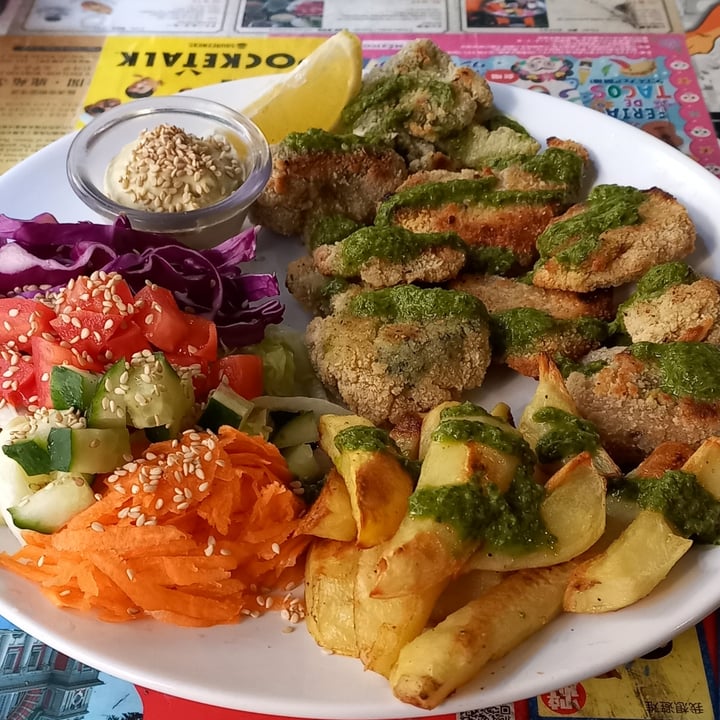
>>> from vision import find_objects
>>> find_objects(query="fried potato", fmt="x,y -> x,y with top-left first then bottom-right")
467,452 -> 606,571
318,414 -> 413,547
296,468 -> 356,541
519,354 -> 620,479
679,436 -> 720,499
354,545 -> 447,677
389,562 -> 575,710
563,509 -> 693,613
304,539 -> 359,657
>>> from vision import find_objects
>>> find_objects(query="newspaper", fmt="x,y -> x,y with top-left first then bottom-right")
0,0 -> 686,35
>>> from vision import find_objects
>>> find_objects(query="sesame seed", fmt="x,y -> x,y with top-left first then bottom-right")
90,522 -> 105,533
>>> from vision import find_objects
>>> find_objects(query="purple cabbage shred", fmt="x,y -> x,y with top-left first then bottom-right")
0,214 -> 283,347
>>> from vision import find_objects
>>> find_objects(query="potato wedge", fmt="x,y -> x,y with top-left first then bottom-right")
318,414 -> 413,547
296,468 -> 356,541
519,354 -> 620,479
354,545 -> 446,678
373,408 -> 531,598
563,509 -> 693,613
304,539 -> 359,657
389,562 -> 575,710
680,436 -> 720,499
467,452 -> 606,571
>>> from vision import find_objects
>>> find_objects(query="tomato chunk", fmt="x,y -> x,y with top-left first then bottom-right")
0,298 -> 56,352
103,321 -> 152,363
208,354 -> 264,400
31,336 -> 104,409
133,285 -> 191,353
174,314 -> 218,362
51,310 -> 125,360
59,273 -> 135,315
0,344 -> 36,408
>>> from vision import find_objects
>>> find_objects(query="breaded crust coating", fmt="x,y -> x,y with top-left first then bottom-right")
566,348 -> 720,466
313,243 -> 466,288
248,137 -> 407,237
620,277 -> 720,343
285,255 -> 343,315
532,187 -> 696,292
305,287 -> 492,425
450,274 -> 614,320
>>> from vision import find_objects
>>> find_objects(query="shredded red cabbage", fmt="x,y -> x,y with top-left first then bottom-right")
0,214 -> 283,346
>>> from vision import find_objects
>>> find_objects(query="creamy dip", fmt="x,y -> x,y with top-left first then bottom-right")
104,123 -> 245,213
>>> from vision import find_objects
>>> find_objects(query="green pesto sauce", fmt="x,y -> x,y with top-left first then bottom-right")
556,356 -> 609,378
347,285 -> 489,324
282,128 -> 383,154
532,406 -> 600,464
536,184 -> 646,267
334,425 -> 394,453
440,401 -> 492,421
341,75 -> 455,130
432,417 -> 536,468
306,215 -> 363,251
466,245 -> 518,275
336,226 -> 466,275
486,113 -> 533,137
374,178 -> 563,226
629,341 -> 720,401
408,473 -> 552,548
621,470 -> 720,543
520,148 -> 584,191
612,262 -> 699,334
490,307 -> 608,355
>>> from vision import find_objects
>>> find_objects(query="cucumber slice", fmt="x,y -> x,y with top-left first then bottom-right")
125,353 -> 194,435
282,442 -> 323,480
47,426 -> 131,474
198,384 -> 255,433
50,366 -> 100,413
87,360 -> 130,429
272,411 -> 319,449
2,440 -> 52,476
8,472 -> 95,534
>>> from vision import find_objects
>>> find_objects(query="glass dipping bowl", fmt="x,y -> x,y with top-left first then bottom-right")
66,95 -> 271,249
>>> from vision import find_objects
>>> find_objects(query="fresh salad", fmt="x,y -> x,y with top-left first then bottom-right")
0,216 -> 343,626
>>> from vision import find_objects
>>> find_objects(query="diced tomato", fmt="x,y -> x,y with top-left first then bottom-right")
173,314 -> 218,362
102,321 -> 152,363
133,285 -> 192,353
31,336 -> 104,409
208,354 -> 264,400
0,344 -> 37,408
51,310 -> 125,360
0,298 -> 56,352
58,274 -> 135,315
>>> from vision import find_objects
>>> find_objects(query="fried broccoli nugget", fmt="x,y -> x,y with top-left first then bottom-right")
285,255 -> 353,316
532,185 -> 696,292
313,226 -> 468,288
248,129 -> 407,237
305,285 -> 492,425
450,274 -> 614,320
614,262 -> 720,343
566,343 -> 720,467
490,307 -> 608,378
343,39 -> 494,144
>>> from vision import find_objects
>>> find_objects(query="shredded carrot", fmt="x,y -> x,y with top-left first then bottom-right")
0,426 -> 311,626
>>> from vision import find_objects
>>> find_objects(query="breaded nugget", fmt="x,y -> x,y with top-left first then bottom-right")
450,274 -> 614,320
343,39 -> 494,143
248,130 -> 407,237
305,285 -> 492,425
622,278 -> 720,343
490,307 -> 608,378
613,262 -> 720,343
285,255 -> 352,316
312,226 -> 467,288
532,185 -> 696,292
566,343 -> 720,467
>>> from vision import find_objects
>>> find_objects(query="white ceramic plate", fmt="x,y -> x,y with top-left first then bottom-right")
0,76 -> 720,719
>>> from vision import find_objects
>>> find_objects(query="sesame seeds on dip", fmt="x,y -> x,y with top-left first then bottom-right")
104,123 -> 246,213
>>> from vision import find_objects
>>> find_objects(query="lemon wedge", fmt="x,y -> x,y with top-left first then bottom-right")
241,30 -> 363,145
